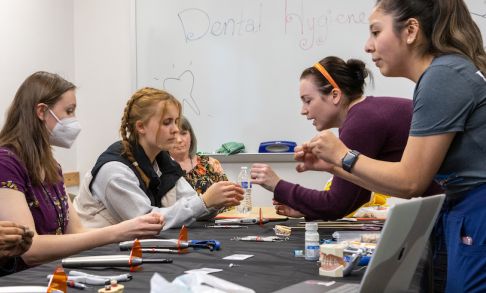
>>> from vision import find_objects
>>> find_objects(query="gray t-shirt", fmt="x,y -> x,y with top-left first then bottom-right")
410,54 -> 486,195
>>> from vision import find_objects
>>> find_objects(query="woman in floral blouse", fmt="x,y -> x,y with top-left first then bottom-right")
170,117 -> 228,195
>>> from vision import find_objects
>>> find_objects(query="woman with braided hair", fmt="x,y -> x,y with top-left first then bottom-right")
0,72 -> 164,274
74,87 -> 243,229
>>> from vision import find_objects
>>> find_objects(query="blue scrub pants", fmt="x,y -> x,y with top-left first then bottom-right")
440,184 -> 486,292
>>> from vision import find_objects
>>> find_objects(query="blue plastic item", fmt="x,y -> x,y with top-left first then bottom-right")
258,141 -> 297,153
188,240 -> 221,251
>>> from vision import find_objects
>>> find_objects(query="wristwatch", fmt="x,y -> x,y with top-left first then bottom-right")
342,150 -> 360,173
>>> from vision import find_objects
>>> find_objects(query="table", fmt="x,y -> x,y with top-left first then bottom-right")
0,220 -> 361,292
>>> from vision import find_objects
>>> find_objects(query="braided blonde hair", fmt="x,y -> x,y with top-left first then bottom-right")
119,87 -> 181,187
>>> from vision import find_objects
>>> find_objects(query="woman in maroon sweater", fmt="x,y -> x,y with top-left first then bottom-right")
251,56 -> 441,220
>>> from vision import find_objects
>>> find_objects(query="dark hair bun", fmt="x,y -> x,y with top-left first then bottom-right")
347,59 -> 368,81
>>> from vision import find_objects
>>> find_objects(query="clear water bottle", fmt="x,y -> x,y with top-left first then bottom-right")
305,222 -> 320,261
237,166 -> 252,214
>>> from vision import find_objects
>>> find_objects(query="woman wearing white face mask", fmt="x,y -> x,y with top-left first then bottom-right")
0,71 -> 165,274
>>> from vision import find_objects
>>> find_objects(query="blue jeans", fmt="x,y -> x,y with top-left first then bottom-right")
440,184 -> 486,292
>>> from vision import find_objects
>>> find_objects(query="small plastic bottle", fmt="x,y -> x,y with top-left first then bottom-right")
305,222 -> 320,261
237,166 -> 252,214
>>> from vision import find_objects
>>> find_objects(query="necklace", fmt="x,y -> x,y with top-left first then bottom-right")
40,183 -> 65,235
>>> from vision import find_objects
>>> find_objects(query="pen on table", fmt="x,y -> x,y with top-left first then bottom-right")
67,280 -> 87,290
214,218 -> 263,224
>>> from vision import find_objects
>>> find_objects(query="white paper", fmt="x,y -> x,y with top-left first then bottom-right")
184,268 -> 223,274
223,254 -> 254,260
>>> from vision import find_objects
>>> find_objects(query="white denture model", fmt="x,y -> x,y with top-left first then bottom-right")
319,243 -> 347,277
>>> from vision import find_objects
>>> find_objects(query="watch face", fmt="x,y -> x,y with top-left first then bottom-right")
342,150 -> 359,172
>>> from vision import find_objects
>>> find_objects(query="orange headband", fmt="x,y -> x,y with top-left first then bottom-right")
313,63 -> 340,90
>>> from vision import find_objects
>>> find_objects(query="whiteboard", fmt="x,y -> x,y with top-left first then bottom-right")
135,0 -> 486,153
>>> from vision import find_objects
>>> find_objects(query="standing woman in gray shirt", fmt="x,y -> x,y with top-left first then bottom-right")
298,0 -> 486,292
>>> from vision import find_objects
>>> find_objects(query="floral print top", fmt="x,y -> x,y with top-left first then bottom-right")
0,147 -> 69,235
183,155 -> 228,195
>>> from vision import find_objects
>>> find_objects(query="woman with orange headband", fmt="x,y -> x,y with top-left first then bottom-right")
251,56 -> 442,220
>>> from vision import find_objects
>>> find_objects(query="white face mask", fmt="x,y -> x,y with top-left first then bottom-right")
48,109 -> 82,148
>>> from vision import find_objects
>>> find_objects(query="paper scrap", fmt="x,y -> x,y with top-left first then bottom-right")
185,268 -> 223,274
223,254 -> 254,260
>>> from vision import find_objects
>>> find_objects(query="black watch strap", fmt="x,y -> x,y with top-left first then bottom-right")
342,150 -> 360,173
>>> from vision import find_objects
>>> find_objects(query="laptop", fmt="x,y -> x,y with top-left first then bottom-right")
273,194 -> 445,293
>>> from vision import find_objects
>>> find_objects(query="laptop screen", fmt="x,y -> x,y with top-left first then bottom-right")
360,194 -> 445,292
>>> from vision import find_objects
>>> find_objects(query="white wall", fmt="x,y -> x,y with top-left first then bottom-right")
73,0 -> 134,179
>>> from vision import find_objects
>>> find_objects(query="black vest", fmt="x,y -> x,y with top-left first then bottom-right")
89,141 -> 184,207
